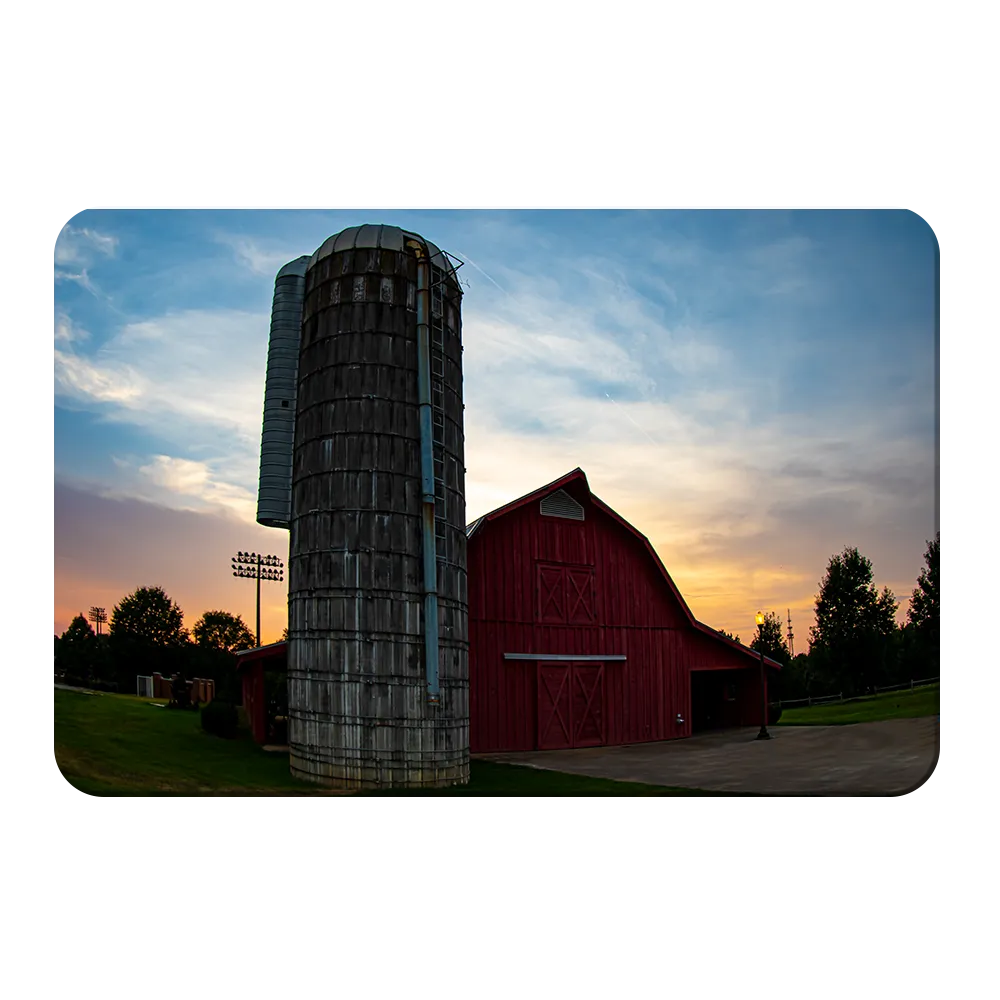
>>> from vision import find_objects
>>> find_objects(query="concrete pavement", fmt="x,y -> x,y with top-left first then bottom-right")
475,716 -> 939,795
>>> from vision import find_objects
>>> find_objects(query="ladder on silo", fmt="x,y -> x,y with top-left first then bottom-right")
430,269 -> 448,562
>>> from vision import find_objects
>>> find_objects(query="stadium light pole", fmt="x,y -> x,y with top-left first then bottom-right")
88,606 -> 107,636
232,552 -> 284,647
755,610 -> 771,740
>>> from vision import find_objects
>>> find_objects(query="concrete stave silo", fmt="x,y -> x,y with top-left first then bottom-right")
285,224 -> 468,788
257,256 -> 310,529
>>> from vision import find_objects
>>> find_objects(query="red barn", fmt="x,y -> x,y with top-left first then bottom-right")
467,468 -> 780,753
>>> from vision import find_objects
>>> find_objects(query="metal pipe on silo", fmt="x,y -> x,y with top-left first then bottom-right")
408,239 -> 440,703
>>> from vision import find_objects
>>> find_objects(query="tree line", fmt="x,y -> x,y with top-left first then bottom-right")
55,586 -> 257,701
57,534 -> 939,707
743,534 -> 939,701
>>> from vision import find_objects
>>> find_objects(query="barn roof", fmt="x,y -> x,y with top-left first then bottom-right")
465,468 -> 782,670
234,640 -> 288,667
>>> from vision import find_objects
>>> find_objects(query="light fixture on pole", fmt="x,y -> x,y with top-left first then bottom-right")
88,606 -> 107,636
232,551 -> 284,647
754,610 -> 771,740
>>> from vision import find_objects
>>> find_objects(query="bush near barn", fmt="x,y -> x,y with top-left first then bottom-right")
201,700 -> 239,739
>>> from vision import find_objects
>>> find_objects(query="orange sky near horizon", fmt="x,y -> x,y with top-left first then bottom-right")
54,477 -> 915,651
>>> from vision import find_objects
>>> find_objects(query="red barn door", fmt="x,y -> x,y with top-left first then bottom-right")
537,664 -> 572,749
572,664 -> 605,746
537,662 -> 606,749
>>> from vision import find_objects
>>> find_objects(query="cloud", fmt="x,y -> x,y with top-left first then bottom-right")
463,369 -> 933,637
54,269 -> 102,295
55,225 -> 118,267
54,307 -> 269,443
137,455 -> 257,522
54,225 -> 118,301
215,234 -> 303,276
54,347 -> 144,403
54,307 -> 270,523
54,311 -> 89,345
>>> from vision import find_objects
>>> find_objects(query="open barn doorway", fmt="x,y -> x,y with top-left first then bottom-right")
690,668 -> 749,733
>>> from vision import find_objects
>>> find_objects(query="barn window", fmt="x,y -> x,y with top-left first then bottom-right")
540,489 -> 584,520
537,565 -> 565,622
536,562 -> 596,624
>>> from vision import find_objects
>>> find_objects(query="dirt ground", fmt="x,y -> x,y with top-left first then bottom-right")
475,716 -> 939,795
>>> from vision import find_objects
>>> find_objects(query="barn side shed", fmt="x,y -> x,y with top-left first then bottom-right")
235,642 -> 288,745
466,469 -> 781,753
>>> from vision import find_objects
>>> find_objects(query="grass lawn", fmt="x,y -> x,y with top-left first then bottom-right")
776,684 -> 939,726
55,689 -> 708,796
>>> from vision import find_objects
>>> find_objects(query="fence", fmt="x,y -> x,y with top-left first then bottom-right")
139,673 -> 216,704
777,677 -> 939,709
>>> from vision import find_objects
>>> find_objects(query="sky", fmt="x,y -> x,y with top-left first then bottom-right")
54,209 -> 938,646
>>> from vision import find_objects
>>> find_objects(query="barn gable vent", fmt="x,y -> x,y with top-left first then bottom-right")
540,489 -> 585,521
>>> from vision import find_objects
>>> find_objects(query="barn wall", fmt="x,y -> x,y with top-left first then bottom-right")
241,661 -> 266,744
686,627 -> 765,671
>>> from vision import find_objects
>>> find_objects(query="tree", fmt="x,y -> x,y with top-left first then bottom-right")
781,652 -> 814,701
192,610 -> 255,653
809,547 -> 898,696
57,614 -> 98,686
906,533 -> 939,676
187,610 -> 255,703
750,611 -> 791,666
108,586 -> 188,687
110,586 -> 187,646
718,628 -> 740,644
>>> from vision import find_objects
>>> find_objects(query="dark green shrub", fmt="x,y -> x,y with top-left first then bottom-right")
768,703 -> 783,725
201,699 -> 238,739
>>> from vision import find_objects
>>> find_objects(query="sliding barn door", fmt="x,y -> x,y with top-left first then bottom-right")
537,662 -> 606,749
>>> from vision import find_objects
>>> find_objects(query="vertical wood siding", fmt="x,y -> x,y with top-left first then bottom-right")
468,480 -> 760,752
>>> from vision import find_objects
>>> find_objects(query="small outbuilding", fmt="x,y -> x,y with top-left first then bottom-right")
235,641 -> 288,745
467,469 -> 780,753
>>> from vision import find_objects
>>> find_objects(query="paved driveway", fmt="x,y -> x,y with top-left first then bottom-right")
476,717 -> 939,795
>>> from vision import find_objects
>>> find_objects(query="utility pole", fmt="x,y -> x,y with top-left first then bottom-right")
786,608 -> 795,658
231,552 -> 284,647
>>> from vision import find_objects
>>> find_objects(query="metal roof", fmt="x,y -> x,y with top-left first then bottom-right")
234,640 -> 288,667
464,468 -> 783,670
307,224 -> 459,276
277,255 -> 310,279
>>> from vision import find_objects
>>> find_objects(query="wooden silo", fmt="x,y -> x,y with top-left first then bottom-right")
287,225 -> 468,788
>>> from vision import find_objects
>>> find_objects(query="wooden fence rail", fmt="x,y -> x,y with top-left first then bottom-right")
777,677 -> 939,709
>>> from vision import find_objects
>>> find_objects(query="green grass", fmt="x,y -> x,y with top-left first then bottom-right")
776,684 -> 939,726
54,689 -> 705,796
55,689 -> 320,796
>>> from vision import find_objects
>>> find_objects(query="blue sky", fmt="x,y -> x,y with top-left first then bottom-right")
54,209 -> 937,642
